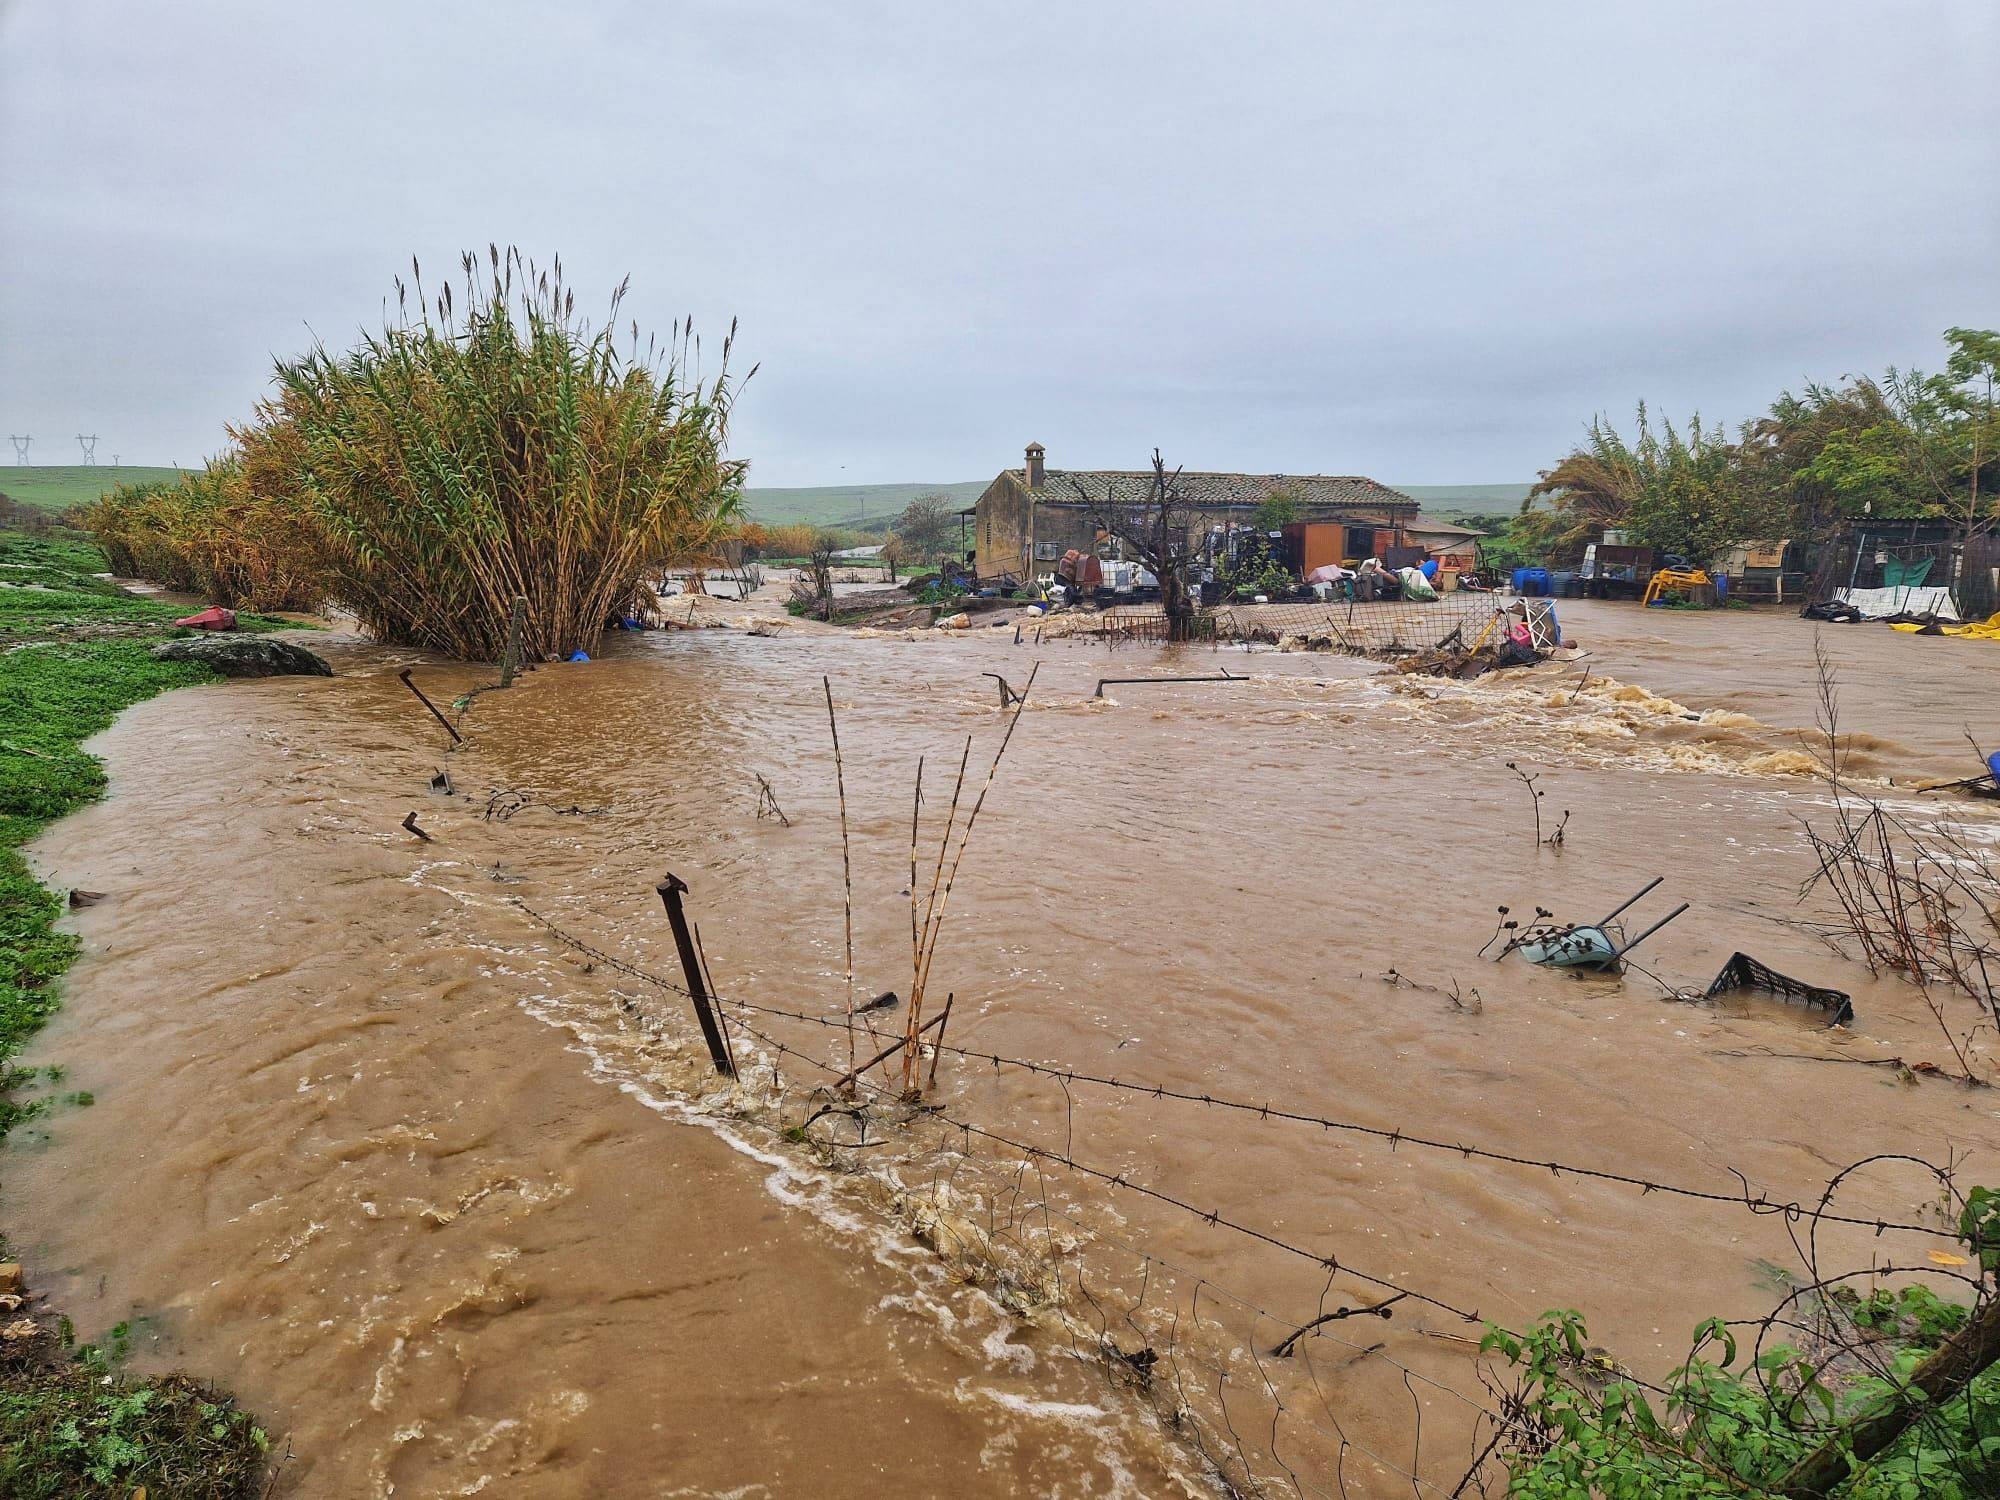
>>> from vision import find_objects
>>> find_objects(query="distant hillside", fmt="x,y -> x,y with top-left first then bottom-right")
0,465 -> 1533,529
743,479 -> 1534,531
741,481 -> 987,530
1393,483 -> 1535,521
0,464 -> 188,512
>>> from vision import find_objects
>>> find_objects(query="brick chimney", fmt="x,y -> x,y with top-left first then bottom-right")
1025,441 -> 1046,490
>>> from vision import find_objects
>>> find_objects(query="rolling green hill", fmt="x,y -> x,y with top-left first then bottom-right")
3,466 -> 1536,531
0,465 -> 188,512
741,479 -> 1533,532
1395,483 -> 1535,521
741,481 -> 987,530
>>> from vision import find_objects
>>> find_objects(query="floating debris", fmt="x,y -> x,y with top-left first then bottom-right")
1706,952 -> 1854,1026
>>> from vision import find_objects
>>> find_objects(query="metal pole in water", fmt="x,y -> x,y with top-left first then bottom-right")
398,669 -> 463,745
657,873 -> 736,1077
1593,876 -> 1664,929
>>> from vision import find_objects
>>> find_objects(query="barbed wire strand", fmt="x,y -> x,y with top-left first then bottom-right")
512,897 -> 1949,1241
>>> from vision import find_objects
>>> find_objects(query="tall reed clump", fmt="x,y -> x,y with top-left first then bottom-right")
80,460 -> 323,613
269,249 -> 744,659
84,248 -> 745,659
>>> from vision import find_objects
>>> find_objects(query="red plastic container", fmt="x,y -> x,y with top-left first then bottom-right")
173,606 -> 238,631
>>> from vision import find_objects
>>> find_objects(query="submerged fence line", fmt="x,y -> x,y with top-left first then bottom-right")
703,996 -> 1485,1324
709,1004 -> 1500,1499
689,983 -> 1840,1499
510,894 -> 1979,1497
510,896 -> 1947,1242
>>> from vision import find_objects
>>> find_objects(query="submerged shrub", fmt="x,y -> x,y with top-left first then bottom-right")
85,248 -> 745,658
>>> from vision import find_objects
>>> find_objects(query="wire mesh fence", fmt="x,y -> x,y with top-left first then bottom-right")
1219,592 -> 1512,658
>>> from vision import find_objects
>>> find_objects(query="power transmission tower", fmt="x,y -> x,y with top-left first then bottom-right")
112,454 -> 121,468
76,434 -> 98,465
6,435 -> 29,465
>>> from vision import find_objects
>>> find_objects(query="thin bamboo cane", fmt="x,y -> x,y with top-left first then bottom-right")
904,663 -> 1041,1090
824,676 -> 856,1077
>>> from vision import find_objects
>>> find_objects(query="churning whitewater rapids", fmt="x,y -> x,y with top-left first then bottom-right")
13,596 -> 2000,1497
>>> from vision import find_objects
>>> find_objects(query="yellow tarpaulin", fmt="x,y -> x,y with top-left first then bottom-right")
1890,611 -> 2000,640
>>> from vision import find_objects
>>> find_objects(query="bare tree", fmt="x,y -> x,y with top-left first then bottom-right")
1070,450 -> 1206,639
894,493 -> 958,565
789,532 -> 837,619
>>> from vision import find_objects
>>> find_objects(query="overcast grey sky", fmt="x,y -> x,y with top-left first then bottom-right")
2,1 -> 1994,487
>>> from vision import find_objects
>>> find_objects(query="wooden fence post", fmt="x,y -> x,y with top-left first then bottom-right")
499,594 -> 528,687
656,873 -> 735,1078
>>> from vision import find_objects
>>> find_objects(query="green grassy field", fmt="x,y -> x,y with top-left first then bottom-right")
1396,483 -> 1535,520
0,466 -> 188,513
741,481 -> 987,530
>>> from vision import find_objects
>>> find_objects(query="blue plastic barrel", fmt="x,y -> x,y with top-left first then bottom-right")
1511,567 -> 1530,593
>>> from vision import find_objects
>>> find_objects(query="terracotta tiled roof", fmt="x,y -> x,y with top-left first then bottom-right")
1027,469 -> 1415,513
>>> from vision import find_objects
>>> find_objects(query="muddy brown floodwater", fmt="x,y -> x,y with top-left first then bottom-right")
15,598 -> 2000,1498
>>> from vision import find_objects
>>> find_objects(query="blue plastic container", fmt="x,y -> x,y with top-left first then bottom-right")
1513,567 -> 1551,597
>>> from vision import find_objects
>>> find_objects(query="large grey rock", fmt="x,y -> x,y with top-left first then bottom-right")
151,635 -> 334,678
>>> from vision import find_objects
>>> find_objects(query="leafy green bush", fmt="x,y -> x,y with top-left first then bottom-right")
1484,1190 -> 2000,1498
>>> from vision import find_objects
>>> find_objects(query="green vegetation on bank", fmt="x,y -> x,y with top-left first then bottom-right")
0,525 -> 273,1496
0,1359 -> 269,1500
0,467 -> 189,514
1488,1189 -> 2000,1496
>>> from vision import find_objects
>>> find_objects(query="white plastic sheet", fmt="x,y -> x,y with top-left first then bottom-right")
1836,585 -> 1960,621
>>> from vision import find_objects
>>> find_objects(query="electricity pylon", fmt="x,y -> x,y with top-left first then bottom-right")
6,436 -> 29,465
76,434 -> 98,465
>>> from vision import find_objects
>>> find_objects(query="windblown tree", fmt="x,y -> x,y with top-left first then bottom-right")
85,248 -> 746,660
1071,450 -> 1206,638
1519,329 -> 2000,567
1520,416 -> 1645,560
1736,379 -> 1903,550
1792,331 -> 2000,545
1530,407 -> 1781,566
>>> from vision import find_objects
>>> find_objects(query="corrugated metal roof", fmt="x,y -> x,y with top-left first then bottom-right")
1407,517 -> 1489,538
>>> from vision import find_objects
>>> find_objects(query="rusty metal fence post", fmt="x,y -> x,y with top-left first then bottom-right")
656,873 -> 735,1078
